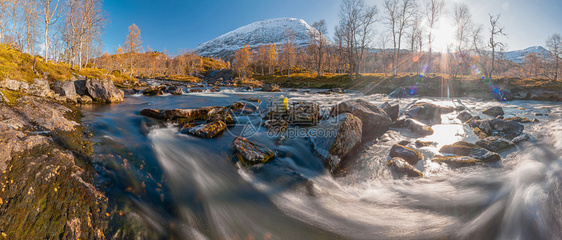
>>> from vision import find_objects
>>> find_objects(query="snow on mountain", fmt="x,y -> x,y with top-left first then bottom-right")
195,18 -> 327,60
502,46 -> 550,63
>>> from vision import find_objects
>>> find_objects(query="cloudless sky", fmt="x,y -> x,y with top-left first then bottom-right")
102,0 -> 562,54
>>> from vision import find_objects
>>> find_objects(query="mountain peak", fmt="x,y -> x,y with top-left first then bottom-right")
195,18 -> 324,59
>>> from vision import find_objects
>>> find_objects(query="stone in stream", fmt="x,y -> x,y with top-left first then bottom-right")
489,119 -> 524,139
140,106 -> 223,121
182,120 -> 226,138
206,113 -> 235,126
403,119 -> 434,136
473,127 -> 489,139
264,119 -> 288,132
261,84 -> 281,92
482,106 -> 504,117
290,102 -> 320,126
331,99 -> 391,141
380,102 -> 400,122
475,136 -> 515,152
512,133 -> 530,144
311,113 -> 362,172
503,116 -> 534,123
389,144 -> 423,165
431,156 -> 484,167
439,141 -> 501,162
143,85 -> 165,96
405,102 -> 454,125
415,140 -> 435,148
85,78 -> 124,103
456,111 -> 473,123
231,137 -> 275,165
387,157 -> 423,178
389,87 -> 409,98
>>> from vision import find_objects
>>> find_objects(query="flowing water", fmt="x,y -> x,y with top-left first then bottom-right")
81,87 -> 562,240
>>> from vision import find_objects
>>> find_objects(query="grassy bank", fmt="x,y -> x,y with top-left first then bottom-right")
0,43 -> 136,84
256,72 -> 562,97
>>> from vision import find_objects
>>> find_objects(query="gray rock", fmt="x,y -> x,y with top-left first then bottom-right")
74,80 -> 88,96
78,95 -> 93,104
389,144 -> 423,165
28,79 -> 53,97
331,99 -> 391,141
140,107 -> 223,121
476,137 -> 515,152
482,106 -> 504,117
0,79 -> 29,91
404,118 -> 434,136
457,111 -> 473,123
85,79 -> 124,103
231,137 -> 275,165
439,141 -> 501,162
389,87 -> 409,98
52,80 -> 78,100
489,119 -> 524,139
311,113 -> 362,172
381,102 -> 399,122
387,157 -> 423,178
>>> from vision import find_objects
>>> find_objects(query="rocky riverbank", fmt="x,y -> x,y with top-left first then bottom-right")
0,77 -> 138,238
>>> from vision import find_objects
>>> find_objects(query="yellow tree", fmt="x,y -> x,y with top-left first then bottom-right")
124,23 -> 142,77
280,30 -> 296,77
233,45 -> 251,79
255,45 -> 268,76
266,43 -> 278,75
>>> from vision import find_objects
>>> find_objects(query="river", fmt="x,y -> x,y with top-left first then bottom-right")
81,86 -> 562,240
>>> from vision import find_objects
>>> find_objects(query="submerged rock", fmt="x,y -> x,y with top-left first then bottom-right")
475,136 -> 515,152
331,99 -> 391,141
439,141 -> 501,162
182,120 -> 226,138
264,119 -> 288,132
389,144 -> 423,165
405,102 -> 453,125
415,140 -> 435,148
381,102 -> 399,122
387,157 -> 423,178
311,113 -> 362,172
482,106 -> 504,117
85,78 -> 124,103
431,156 -> 483,167
231,137 -> 275,165
404,119 -> 434,136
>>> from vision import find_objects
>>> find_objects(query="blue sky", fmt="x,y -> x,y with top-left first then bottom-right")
102,0 -> 562,54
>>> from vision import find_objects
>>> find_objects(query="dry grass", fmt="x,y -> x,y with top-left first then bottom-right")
0,43 -> 136,84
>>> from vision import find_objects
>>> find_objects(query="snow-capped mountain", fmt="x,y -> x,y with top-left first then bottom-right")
195,18 -> 327,60
502,46 -> 550,63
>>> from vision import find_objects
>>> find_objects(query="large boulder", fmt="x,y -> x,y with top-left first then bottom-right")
0,79 -> 29,91
387,157 -> 423,178
405,102 -> 453,125
27,79 -> 53,97
331,99 -> 391,141
290,102 -> 320,126
181,120 -> 226,138
380,102 -> 399,122
389,87 -> 409,98
439,141 -> 501,162
311,113 -> 362,172
403,119 -> 434,136
85,79 -> 124,103
482,106 -> 504,117
231,137 -> 275,165
389,144 -> 423,165
52,80 -> 78,101
488,119 -> 524,139
475,136 -> 515,152
73,80 -> 88,96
